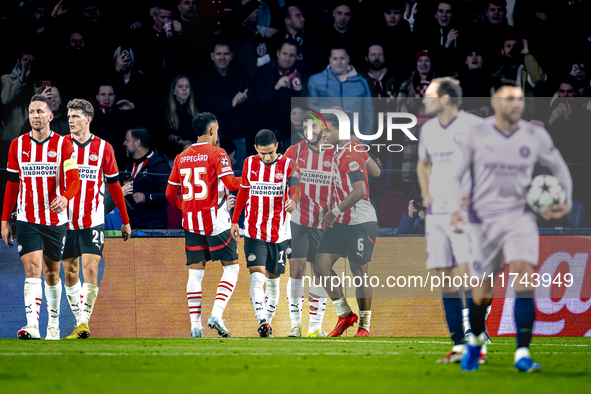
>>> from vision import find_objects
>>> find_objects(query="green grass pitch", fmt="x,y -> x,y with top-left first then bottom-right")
1,337 -> 589,393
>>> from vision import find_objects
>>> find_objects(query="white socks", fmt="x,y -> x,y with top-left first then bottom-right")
250,272 -> 266,322
45,279 -> 62,327
359,310 -> 371,331
66,280 -> 82,325
24,278 -> 42,327
211,264 -> 239,319
81,283 -> 99,325
187,269 -> 204,330
287,277 -> 304,327
264,277 -> 280,324
333,296 -> 351,318
308,281 -> 327,333
462,308 -> 471,332
515,347 -> 530,362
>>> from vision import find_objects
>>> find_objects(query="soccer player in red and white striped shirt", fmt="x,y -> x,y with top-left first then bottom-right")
166,112 -> 242,338
1,94 -> 81,340
314,112 -> 378,338
285,114 -> 382,337
230,129 -> 300,337
58,99 -> 131,339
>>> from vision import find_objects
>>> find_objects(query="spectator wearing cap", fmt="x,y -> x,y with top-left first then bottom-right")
307,44 -> 374,138
398,50 -> 437,103
252,39 -> 305,150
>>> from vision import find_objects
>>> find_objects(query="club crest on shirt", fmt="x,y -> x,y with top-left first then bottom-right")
519,146 -> 531,158
323,161 -> 331,167
349,161 -> 360,171
286,248 -> 292,255
47,150 -> 57,158
221,157 -> 229,166
17,244 -> 22,252
89,154 -> 99,161
275,173 -> 284,180
248,254 -> 256,262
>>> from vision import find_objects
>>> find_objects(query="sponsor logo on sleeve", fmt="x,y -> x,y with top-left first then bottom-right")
221,157 -> 229,166
349,161 -> 360,171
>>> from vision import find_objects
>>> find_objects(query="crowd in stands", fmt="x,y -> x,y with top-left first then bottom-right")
0,0 -> 589,229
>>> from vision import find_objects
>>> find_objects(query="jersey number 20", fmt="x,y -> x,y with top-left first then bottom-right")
180,167 -> 207,201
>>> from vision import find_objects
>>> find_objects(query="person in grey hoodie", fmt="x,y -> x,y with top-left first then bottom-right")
307,44 -> 374,137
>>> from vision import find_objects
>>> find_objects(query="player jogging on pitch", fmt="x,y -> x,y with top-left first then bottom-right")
1,94 -> 80,340
418,77 -> 485,363
61,98 -> 131,339
167,112 -> 242,338
231,129 -> 300,337
313,113 -> 378,337
451,80 -> 573,372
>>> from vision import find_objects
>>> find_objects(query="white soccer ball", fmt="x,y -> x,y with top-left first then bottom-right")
526,175 -> 566,214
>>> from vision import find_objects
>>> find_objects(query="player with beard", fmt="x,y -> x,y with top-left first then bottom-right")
417,77 -> 484,363
451,80 -> 572,372
1,95 -> 80,340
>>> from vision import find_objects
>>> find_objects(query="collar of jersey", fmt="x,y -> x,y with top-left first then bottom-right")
72,134 -> 94,148
29,131 -> 54,145
259,153 -> 282,167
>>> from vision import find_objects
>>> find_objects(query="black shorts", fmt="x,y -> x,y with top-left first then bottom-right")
290,222 -> 322,262
15,221 -> 67,261
185,229 -> 238,265
244,237 -> 291,276
63,225 -> 105,259
317,222 -> 377,265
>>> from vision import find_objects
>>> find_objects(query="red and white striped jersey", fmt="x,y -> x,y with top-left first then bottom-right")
331,141 -> 377,225
66,135 -> 119,230
168,142 -> 234,236
285,141 -> 333,229
241,154 -> 295,243
6,132 -> 77,226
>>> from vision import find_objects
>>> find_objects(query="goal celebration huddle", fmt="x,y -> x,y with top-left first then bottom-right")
1,77 -> 573,374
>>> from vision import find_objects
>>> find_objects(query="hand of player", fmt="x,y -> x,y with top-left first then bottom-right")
275,76 -> 290,90
450,211 -> 466,233
226,194 -> 236,211
50,196 -> 68,213
117,100 -> 135,111
121,223 -> 131,241
422,193 -> 433,209
122,182 -> 133,196
230,223 -> 241,241
1,221 -> 13,248
284,199 -> 296,213
322,211 -> 336,228
540,204 -> 572,221
445,29 -> 459,48
132,192 -> 145,204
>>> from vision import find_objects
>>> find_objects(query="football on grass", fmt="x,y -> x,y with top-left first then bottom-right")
526,175 -> 566,214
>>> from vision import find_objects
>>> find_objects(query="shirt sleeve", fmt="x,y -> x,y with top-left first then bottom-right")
240,158 -> 251,188
417,129 -> 430,162
168,156 -> 180,186
102,143 -> 120,183
6,139 -> 19,174
215,148 -> 234,179
343,151 -> 366,184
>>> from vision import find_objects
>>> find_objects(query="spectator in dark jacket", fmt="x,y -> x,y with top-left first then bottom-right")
163,75 -> 199,158
122,127 -> 171,229
252,38 -> 304,148
397,199 -> 425,235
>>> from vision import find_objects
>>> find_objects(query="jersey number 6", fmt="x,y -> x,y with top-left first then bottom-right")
180,167 -> 208,201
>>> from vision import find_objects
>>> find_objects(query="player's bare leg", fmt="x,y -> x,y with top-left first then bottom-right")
314,252 -> 358,337
42,255 -> 62,340
307,266 -> 328,337
349,261 -> 372,337
287,257 -> 306,337
207,259 -> 239,338
18,251 -> 44,339
509,260 -> 541,372
188,261 -> 206,338
248,266 -> 277,337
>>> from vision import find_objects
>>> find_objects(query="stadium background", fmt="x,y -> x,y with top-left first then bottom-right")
1,236 -> 589,338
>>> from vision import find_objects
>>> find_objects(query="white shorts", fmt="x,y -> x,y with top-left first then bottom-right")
468,212 -> 539,277
425,213 -> 472,270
